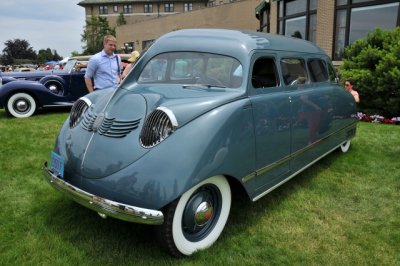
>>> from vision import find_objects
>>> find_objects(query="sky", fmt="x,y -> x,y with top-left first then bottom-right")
0,0 -> 86,58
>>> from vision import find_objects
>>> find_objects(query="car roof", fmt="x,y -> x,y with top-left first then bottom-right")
147,29 -> 325,60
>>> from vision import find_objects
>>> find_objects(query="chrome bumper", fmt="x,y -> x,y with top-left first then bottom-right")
43,162 -> 164,225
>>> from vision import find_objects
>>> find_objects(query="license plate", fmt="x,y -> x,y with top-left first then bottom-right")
50,152 -> 64,178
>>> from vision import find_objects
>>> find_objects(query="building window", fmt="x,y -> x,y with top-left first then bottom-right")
144,4 -> 153,13
261,8 -> 270,33
278,0 -> 317,42
309,13 -> 317,43
349,3 -> 399,43
123,4 -> 132,13
99,5 -> 108,14
286,16 -> 306,39
142,40 -> 155,50
164,3 -> 174,12
334,1 -> 400,60
113,5 -> 118,13
184,3 -> 193,11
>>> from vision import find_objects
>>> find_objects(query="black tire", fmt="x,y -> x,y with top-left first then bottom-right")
157,175 -> 231,257
6,92 -> 37,118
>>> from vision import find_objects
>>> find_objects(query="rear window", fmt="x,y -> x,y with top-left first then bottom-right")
138,52 -> 243,88
308,59 -> 329,82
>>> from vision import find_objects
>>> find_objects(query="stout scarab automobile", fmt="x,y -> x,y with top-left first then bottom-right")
0,58 -> 88,118
44,29 -> 358,257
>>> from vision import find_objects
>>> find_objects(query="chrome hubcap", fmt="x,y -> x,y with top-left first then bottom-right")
49,85 -> 58,93
194,201 -> 213,226
182,185 -> 222,241
15,100 -> 29,112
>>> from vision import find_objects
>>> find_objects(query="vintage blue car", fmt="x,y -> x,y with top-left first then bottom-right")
0,58 -> 88,118
44,29 -> 358,257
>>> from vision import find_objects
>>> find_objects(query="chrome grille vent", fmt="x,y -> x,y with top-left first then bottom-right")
81,109 -> 140,138
140,107 -> 178,148
81,110 -> 97,131
69,98 -> 91,128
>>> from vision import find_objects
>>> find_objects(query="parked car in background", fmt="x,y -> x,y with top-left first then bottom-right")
44,29 -> 358,257
0,57 -> 89,118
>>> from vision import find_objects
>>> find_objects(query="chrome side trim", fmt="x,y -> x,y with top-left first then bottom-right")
42,104 -> 74,107
43,162 -> 164,225
252,142 -> 344,202
242,122 -> 357,184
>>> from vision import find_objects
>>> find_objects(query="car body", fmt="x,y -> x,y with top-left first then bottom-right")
43,29 -> 358,257
0,58 -> 88,118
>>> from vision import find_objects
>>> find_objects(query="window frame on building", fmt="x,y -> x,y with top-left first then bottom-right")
113,5 -> 118,13
164,3 -> 174,12
123,4 -> 133,14
333,0 -> 400,60
277,0 -> 317,43
99,5 -> 108,14
184,3 -> 193,12
144,4 -> 153,13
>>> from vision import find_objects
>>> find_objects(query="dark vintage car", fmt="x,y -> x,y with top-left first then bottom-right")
44,29 -> 358,257
0,58 -> 89,118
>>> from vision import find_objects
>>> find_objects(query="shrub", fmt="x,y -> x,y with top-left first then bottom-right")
339,27 -> 400,118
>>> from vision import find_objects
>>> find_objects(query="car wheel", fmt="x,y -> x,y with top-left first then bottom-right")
340,140 -> 351,153
43,80 -> 64,95
157,175 -> 231,257
6,93 -> 37,118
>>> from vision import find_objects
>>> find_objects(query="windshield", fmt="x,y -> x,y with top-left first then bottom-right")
138,52 -> 243,88
63,59 -> 78,73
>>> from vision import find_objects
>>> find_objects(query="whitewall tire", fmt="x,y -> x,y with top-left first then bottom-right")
6,93 -> 37,118
340,140 -> 351,153
158,175 -> 231,257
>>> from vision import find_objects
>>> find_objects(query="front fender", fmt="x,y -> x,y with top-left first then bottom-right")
39,75 -> 66,90
0,80 -> 70,107
65,98 -> 256,210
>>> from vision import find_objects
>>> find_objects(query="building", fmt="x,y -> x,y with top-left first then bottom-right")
78,0 -> 400,61
77,0 -> 239,27
78,0 -> 260,53
256,0 -> 400,60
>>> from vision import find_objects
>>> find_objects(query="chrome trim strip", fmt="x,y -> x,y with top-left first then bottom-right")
157,106 -> 178,128
80,96 -> 92,107
242,122 -> 357,184
42,104 -> 74,107
80,132 -> 95,171
43,162 -> 164,225
252,142 -> 344,202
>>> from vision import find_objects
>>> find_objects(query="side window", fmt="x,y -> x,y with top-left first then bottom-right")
308,59 -> 328,82
280,58 -> 307,85
327,61 -> 338,82
251,57 -> 279,88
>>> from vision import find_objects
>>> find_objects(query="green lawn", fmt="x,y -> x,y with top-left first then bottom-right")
0,109 -> 399,265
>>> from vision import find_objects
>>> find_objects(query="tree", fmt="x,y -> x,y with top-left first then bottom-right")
70,50 -> 81,57
36,48 -> 63,64
1,39 -> 36,65
81,16 -> 116,55
117,13 -> 127,26
339,28 -> 400,117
